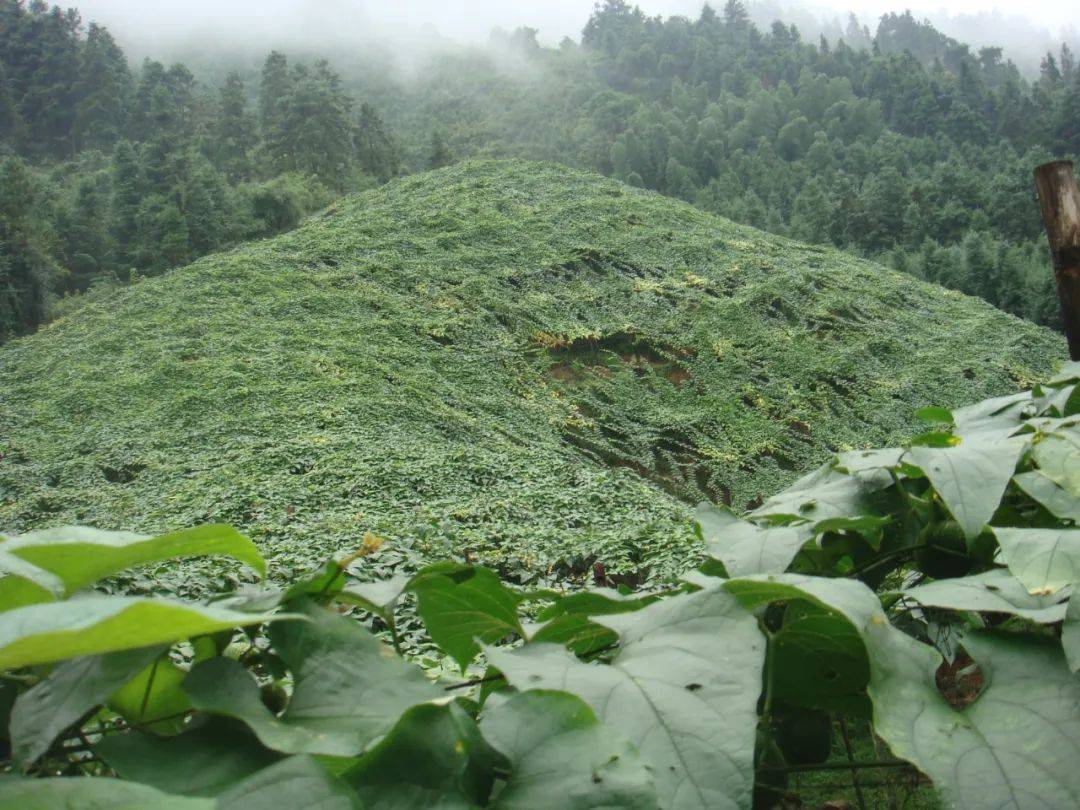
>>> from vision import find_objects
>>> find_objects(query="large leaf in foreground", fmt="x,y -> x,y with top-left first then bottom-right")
481,690 -> 656,809
0,525 -> 265,596
343,701 -> 497,809
993,528 -> 1080,595
909,439 -> 1026,540
108,654 -> 193,735
186,602 -> 440,756
216,755 -> 362,810
96,719 -> 280,797
0,597 -> 286,670
902,568 -> 1069,622
1033,430 -> 1080,497
487,585 -> 764,810
724,573 -> 1080,809
409,565 -> 524,670
0,775 -> 212,809
9,645 -> 163,768
696,503 -> 810,577
1013,471 -> 1080,522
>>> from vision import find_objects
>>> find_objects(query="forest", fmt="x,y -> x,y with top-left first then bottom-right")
4,1 -> 1080,809
2,0 -> 1079,342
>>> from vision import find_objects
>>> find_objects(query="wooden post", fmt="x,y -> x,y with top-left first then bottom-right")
1034,160 -> 1080,360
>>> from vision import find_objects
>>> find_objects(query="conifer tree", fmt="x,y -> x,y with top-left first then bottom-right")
428,130 -> 453,170
72,23 -> 132,152
211,72 -> 258,183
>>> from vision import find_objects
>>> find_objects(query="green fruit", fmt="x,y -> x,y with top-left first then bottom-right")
776,708 -> 833,766
260,683 -> 288,715
915,520 -> 972,579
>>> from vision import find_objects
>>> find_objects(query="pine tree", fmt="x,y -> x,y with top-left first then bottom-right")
0,156 -> 58,340
0,62 -> 25,149
211,72 -> 258,183
72,23 -> 132,152
257,51 -> 291,172
722,1 -> 749,33
428,130 -> 453,170
355,102 -> 399,182
109,140 -> 142,274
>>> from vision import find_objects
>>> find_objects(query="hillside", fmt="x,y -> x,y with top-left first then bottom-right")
0,160 -> 1066,587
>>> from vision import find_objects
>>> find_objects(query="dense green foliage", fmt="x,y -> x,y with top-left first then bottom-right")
4,365 -> 1080,808
0,0 -> 401,340
0,160 -> 1064,591
2,0 -> 1079,341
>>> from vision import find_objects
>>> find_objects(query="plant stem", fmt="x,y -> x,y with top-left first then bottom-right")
839,716 -> 868,810
137,657 -> 160,722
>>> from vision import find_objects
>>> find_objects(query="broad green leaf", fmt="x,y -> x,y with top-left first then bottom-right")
811,515 -> 890,549
343,701 -> 497,809
481,690 -> 656,809
1064,596 -> 1080,673
0,775 -> 213,809
0,597 -> 287,670
409,565 -> 524,670
186,601 -> 440,756
0,575 -> 55,612
0,525 -> 265,596
1013,471 -> 1080,522
723,574 -> 1080,810
217,755 -> 362,809
108,654 -> 193,735
902,568 -> 1068,622
487,584 -> 764,810
96,719 -> 280,796
1049,361 -> 1080,385
751,462 -> 888,524
535,587 -> 656,620
336,574 -> 411,620
915,406 -> 954,425
9,645 -> 163,768
833,447 -> 905,473
528,615 -> 617,657
994,528 -> 1080,595
696,502 -> 811,577
1033,430 -> 1080,497
909,439 -> 1026,540
770,600 -> 869,715
0,552 -> 65,604
951,390 -> 1031,437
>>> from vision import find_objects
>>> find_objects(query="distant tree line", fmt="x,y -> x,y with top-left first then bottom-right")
3,0 -> 1079,341
0,0 -> 407,341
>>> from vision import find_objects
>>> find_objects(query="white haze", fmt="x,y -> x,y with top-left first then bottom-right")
69,0 -> 1078,69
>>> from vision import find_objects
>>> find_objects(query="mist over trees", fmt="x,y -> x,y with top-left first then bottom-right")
1,0 -> 1079,342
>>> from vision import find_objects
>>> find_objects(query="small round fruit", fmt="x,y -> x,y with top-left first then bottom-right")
915,520 -> 972,579
776,708 -> 833,766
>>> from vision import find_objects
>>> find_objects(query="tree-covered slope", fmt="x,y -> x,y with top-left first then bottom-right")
0,160 -> 1065,585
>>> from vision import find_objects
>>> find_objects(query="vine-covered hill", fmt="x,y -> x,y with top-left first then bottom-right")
0,160 -> 1065,583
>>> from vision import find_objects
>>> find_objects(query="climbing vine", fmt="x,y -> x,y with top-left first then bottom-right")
3,363 -> 1080,808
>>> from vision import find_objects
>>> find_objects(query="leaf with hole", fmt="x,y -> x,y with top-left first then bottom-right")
487,584 -> 764,810
480,690 -> 656,809
696,502 -> 811,577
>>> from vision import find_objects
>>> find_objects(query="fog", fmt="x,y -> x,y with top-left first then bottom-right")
69,0 -> 1078,70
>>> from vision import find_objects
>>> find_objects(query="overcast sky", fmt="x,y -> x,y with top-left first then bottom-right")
68,0 -> 1078,50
